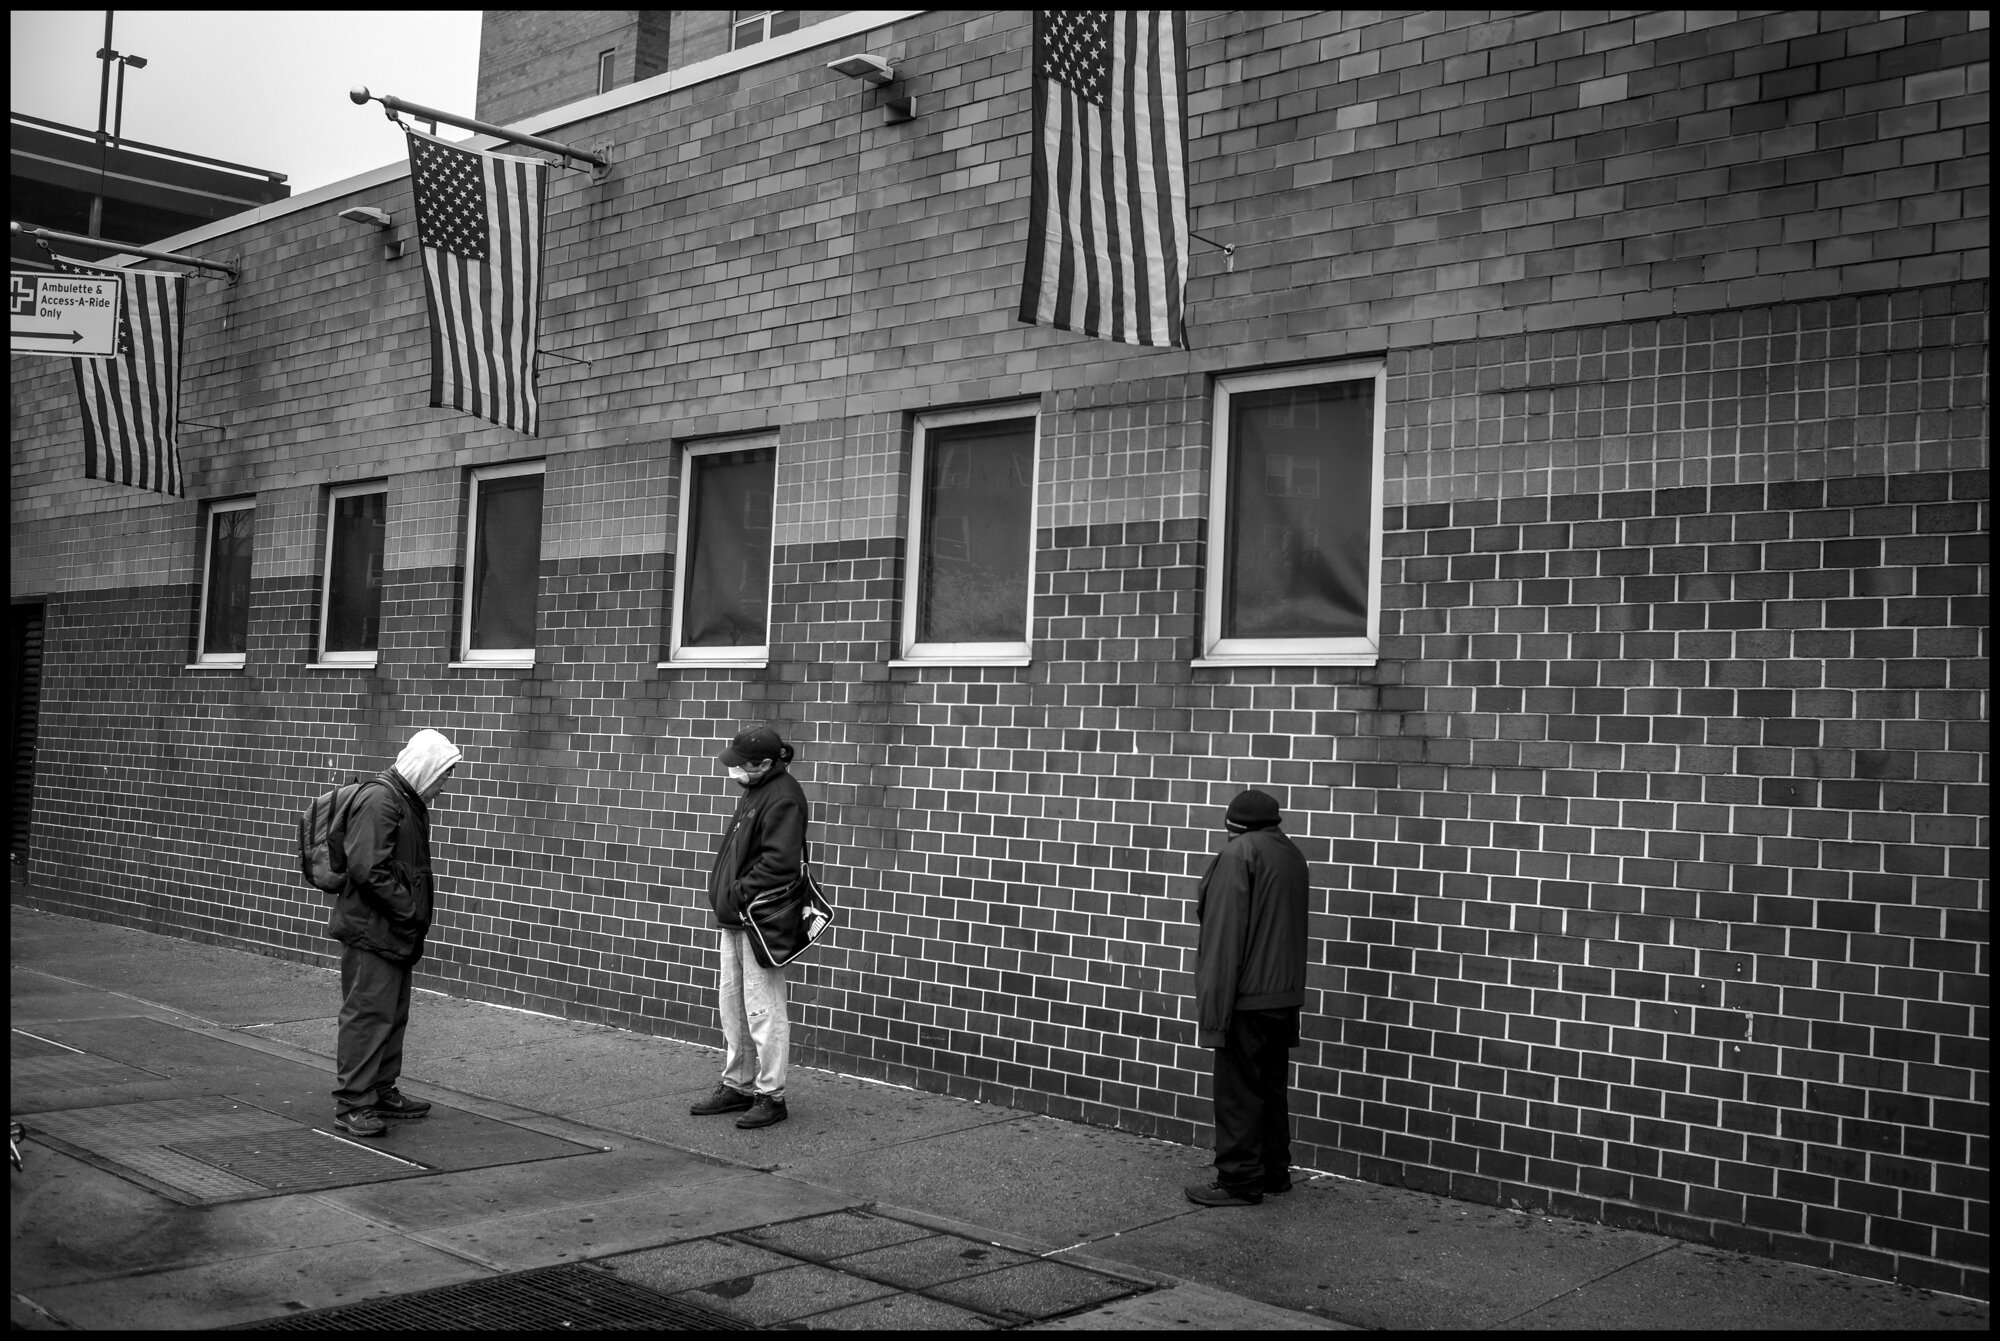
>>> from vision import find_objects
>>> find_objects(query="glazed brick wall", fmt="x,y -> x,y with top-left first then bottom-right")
9,10 -> 1991,1299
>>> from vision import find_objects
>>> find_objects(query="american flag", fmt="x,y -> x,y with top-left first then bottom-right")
1019,10 -> 1190,349
60,260 -> 187,496
406,129 -> 548,436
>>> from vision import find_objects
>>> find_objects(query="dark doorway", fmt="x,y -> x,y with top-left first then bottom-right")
7,601 -> 47,862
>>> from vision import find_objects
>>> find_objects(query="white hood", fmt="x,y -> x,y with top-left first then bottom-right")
393,728 -> 461,797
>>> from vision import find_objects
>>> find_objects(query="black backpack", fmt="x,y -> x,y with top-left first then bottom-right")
298,777 -> 378,894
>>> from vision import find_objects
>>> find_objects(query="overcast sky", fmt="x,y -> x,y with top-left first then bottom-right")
10,10 -> 482,196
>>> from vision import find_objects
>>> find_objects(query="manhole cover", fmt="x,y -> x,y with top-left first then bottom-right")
229,1262 -> 758,1330
168,1126 -> 425,1191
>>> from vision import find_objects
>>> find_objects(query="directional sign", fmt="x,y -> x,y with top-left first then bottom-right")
10,270 -> 122,359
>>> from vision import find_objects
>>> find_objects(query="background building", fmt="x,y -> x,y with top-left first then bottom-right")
8,10 -> 1990,1300
8,112 -> 290,269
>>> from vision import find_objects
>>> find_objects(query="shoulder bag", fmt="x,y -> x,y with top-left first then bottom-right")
743,843 -> 836,969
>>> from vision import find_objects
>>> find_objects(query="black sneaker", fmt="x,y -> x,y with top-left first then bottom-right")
690,1085 -> 755,1116
374,1089 -> 431,1120
1264,1171 -> 1294,1194
1184,1180 -> 1261,1207
735,1096 -> 788,1129
333,1109 -> 387,1138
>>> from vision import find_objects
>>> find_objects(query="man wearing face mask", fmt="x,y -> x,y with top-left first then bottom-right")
326,727 -> 461,1138
690,723 -> 809,1130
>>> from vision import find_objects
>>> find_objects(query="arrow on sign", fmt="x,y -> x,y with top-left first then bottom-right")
15,329 -> 86,343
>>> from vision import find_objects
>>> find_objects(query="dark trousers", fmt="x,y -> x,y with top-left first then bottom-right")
333,943 -> 412,1114
1212,1007 -> 1298,1192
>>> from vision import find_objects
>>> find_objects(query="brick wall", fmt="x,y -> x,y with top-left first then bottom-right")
9,10 -> 1990,1299
477,10 -> 646,125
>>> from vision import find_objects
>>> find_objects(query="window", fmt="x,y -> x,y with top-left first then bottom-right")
899,406 -> 1038,664
730,9 -> 800,49
197,498 -> 255,667
319,484 -> 386,666
1201,362 -> 1386,665
461,462 -> 545,664
597,48 -> 617,95
669,439 -> 776,665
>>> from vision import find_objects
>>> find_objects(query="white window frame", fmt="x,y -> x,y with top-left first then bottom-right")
317,482 -> 387,668
597,48 -> 617,95
895,402 -> 1041,667
194,496 -> 255,668
458,460 -> 545,667
1197,360 -> 1387,667
665,435 -> 778,669
731,8 -> 799,49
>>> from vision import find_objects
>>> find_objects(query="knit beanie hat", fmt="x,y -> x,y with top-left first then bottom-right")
1225,789 -> 1282,833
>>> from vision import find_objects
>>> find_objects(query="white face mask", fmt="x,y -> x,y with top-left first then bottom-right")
727,766 -> 753,786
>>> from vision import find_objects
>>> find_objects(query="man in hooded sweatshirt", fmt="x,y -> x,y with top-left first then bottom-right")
1185,788 -> 1311,1207
326,728 -> 461,1138
689,723 -> 808,1130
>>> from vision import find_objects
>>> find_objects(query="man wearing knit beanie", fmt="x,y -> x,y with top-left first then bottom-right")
1186,788 -> 1310,1207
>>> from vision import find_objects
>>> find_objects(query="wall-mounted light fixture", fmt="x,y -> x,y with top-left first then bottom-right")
827,52 -> 914,123
338,206 -> 403,260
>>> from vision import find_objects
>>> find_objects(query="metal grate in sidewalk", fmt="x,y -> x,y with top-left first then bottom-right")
167,1126 -> 422,1192
228,1262 -> 757,1330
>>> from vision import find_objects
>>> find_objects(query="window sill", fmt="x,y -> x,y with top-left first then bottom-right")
888,657 -> 1034,669
448,660 -> 535,670
309,658 -> 380,670
1192,654 -> 1381,668
657,660 -> 769,671
184,661 -> 245,671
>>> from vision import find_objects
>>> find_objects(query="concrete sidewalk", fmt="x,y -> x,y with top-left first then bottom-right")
9,901 -> 1987,1331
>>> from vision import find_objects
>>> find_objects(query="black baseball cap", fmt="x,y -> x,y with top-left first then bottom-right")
719,724 -> 787,766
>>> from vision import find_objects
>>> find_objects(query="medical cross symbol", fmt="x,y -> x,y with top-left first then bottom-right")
9,275 -> 35,318
410,135 -> 489,261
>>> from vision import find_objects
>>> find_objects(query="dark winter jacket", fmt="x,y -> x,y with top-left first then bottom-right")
1194,826 -> 1310,1047
326,770 -> 436,966
707,762 -> 809,928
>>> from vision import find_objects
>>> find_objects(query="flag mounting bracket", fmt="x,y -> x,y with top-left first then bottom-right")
12,222 -> 240,284
351,87 -> 613,181
537,349 -> 593,368
1190,231 -> 1236,272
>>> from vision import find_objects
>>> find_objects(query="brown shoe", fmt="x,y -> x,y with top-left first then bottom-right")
690,1085 -> 755,1116
735,1096 -> 788,1129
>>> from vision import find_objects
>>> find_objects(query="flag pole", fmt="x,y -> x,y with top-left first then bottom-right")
11,222 -> 238,283
349,87 -> 611,179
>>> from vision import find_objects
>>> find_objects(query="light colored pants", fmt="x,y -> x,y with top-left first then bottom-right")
717,927 -> 790,1099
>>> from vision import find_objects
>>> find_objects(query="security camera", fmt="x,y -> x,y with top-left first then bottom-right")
826,53 -> 895,86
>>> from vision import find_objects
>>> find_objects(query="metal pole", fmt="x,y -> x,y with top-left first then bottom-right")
10,221 -> 239,281
113,58 -> 127,145
90,11 -> 113,238
348,86 -> 610,170
94,13 -> 113,141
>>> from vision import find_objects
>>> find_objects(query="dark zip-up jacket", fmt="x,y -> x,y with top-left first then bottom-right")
1194,826 -> 1310,1047
707,763 -> 808,928
326,770 -> 435,967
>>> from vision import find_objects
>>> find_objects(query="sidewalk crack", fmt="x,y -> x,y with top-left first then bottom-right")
1479,1240 -> 1681,1330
